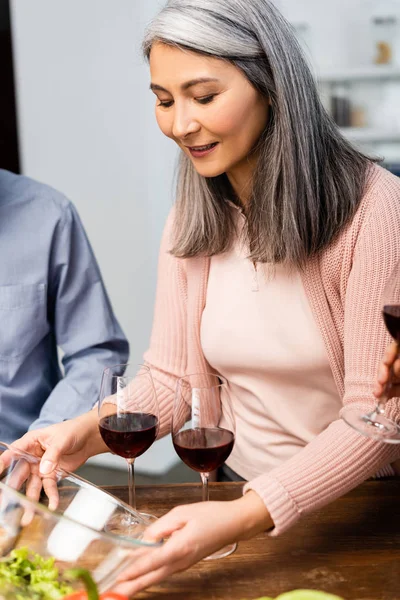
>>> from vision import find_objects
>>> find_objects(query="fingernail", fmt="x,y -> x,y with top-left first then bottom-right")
40,460 -> 54,475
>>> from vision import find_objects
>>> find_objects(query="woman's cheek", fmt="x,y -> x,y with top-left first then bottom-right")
209,104 -> 244,136
155,111 -> 173,139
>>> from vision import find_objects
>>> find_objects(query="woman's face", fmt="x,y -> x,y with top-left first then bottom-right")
149,43 -> 269,182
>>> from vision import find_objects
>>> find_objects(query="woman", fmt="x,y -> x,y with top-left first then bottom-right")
8,0 -> 400,596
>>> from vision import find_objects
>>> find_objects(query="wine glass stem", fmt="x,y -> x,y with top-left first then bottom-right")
127,458 -> 136,510
201,472 -> 209,503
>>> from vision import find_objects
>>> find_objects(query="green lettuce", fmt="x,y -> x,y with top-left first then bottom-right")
0,547 -> 73,600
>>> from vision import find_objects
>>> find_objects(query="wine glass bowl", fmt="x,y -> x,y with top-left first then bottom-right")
172,372 -> 237,559
173,427 -> 235,474
98,412 -> 158,461
342,260 -> 400,442
382,305 -> 400,343
98,364 -> 159,531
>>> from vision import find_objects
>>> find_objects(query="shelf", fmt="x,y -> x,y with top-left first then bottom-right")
318,65 -> 400,83
340,127 -> 400,143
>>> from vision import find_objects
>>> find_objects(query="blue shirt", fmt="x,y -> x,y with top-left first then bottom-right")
0,169 -> 129,442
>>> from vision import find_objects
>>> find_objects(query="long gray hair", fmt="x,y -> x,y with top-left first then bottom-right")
143,0 -> 373,266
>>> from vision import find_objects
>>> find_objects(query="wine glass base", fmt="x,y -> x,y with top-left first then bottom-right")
105,512 -> 158,537
203,542 -> 237,560
342,409 -> 400,443
138,511 -> 158,526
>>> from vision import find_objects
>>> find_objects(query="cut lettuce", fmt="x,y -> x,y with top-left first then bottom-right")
0,547 -> 73,599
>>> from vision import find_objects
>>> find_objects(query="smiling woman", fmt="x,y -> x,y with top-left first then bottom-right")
149,44 -> 269,188
142,0 -> 373,265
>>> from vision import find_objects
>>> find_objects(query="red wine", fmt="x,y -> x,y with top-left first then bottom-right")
173,427 -> 235,472
99,412 -> 158,459
383,305 -> 400,342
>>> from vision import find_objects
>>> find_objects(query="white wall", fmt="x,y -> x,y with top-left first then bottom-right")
280,0 -> 377,70
10,0 -> 398,474
11,0 -> 178,474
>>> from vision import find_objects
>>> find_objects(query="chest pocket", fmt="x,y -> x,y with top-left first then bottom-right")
0,284 -> 48,360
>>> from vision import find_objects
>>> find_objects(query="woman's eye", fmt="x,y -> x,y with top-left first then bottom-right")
157,100 -> 173,108
197,95 -> 216,105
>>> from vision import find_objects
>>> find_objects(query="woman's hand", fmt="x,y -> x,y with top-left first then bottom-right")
113,491 -> 273,598
0,411 -> 107,508
373,341 -> 400,400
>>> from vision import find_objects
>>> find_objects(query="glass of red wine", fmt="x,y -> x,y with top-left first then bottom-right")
172,372 -> 236,559
98,364 -> 159,533
342,261 -> 400,442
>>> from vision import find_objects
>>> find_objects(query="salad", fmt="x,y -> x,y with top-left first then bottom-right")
0,547 -> 73,599
0,548 -> 128,600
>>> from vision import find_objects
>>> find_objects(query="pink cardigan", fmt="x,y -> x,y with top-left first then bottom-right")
144,164 -> 400,535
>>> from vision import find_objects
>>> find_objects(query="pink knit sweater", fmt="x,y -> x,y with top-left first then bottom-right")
144,164 -> 400,536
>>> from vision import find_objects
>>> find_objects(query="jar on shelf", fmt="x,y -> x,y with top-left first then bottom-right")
371,14 -> 399,65
330,83 -> 351,128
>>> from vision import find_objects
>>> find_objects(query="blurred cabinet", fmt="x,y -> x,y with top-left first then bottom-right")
318,65 -> 400,166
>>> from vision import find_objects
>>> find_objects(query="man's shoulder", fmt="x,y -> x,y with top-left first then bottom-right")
0,169 -> 73,223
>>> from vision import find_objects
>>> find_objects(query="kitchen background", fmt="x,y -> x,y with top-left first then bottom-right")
1,0 -> 400,484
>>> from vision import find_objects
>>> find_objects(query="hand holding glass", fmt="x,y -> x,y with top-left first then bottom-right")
342,260 -> 400,442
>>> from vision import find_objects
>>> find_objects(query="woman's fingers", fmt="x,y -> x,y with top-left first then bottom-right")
42,476 -> 60,511
2,460 -> 32,491
19,474 -> 44,526
382,342 -> 400,380
383,341 -> 398,366
374,342 -> 400,398
0,449 -> 15,474
113,563 -> 176,598
11,435 -> 46,460
142,508 -> 187,542
376,361 -> 390,386
25,473 -> 43,503
39,445 -> 65,476
117,520 -> 195,583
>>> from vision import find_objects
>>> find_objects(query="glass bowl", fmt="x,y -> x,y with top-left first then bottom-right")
0,442 -> 161,594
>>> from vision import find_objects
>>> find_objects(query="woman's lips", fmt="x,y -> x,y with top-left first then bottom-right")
188,142 -> 218,158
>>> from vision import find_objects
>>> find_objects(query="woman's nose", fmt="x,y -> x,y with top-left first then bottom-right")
172,105 -> 201,140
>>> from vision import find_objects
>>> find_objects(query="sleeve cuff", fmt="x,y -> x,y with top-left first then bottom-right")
243,474 -> 301,536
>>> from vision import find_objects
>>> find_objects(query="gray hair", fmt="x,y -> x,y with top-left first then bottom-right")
143,0 -> 373,266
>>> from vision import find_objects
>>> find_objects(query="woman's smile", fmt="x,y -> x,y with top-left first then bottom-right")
186,142 -> 219,158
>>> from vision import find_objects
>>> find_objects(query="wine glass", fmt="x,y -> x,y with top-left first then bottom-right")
172,372 -> 236,560
98,363 -> 159,533
342,261 -> 400,442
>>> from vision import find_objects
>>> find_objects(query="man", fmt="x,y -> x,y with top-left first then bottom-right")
0,168 -> 129,442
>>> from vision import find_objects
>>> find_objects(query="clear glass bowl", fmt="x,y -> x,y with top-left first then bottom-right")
0,442 -> 161,594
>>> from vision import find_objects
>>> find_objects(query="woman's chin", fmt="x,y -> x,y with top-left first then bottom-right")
190,163 -> 226,178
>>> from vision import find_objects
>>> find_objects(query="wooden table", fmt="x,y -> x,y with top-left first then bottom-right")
107,481 -> 400,600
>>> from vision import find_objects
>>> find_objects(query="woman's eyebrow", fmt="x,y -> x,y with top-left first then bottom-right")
150,77 -> 220,93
